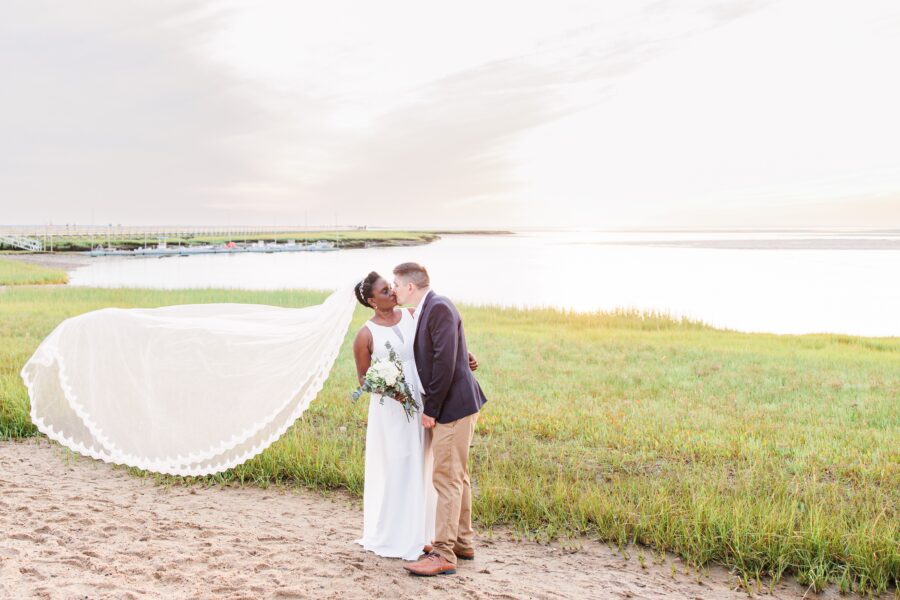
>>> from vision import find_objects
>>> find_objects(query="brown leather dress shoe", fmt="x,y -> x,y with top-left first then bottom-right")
454,547 -> 475,560
404,553 -> 457,576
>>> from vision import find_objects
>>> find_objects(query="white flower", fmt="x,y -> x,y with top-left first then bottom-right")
382,363 -> 401,385
368,360 -> 400,387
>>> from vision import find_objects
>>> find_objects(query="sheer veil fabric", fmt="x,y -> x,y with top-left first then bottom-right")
21,286 -> 357,476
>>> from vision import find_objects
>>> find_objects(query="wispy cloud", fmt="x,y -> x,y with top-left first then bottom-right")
0,1 -> 283,224
224,0 -> 772,226
2,0 -> 898,228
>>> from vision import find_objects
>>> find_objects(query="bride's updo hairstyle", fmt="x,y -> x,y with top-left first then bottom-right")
354,271 -> 381,308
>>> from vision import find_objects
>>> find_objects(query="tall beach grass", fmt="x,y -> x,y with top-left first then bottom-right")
0,257 -> 68,286
0,286 -> 897,594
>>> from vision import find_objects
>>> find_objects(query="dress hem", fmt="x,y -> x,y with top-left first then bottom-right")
355,539 -> 424,562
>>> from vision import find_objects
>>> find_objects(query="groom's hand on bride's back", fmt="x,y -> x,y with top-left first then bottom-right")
468,352 -> 478,371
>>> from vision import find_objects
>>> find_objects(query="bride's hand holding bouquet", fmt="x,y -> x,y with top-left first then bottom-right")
351,341 -> 419,421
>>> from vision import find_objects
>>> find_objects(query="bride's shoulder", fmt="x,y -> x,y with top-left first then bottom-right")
354,323 -> 373,341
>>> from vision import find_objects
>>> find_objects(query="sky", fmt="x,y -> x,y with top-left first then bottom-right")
2,0 -> 900,229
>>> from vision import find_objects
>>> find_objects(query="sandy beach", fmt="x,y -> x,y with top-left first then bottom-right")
0,439 -> 856,600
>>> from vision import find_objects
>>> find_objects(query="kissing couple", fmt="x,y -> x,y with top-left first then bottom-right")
352,262 -> 488,576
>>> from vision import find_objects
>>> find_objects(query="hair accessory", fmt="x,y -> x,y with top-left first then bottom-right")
357,277 -> 371,302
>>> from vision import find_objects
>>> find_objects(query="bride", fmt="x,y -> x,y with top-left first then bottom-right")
351,272 -> 436,560
21,273 -> 469,559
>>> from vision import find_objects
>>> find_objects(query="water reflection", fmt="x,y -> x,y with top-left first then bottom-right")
68,232 -> 900,336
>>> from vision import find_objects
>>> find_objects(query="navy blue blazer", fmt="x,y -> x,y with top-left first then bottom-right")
413,291 -> 487,423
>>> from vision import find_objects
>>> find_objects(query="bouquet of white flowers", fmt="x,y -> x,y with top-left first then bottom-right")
351,341 -> 418,421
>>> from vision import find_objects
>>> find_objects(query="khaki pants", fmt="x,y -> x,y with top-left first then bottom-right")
431,412 -> 478,564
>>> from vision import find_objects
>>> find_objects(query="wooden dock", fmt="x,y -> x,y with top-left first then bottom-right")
0,225 -> 359,252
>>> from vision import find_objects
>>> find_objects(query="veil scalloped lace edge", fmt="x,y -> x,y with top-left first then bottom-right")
20,286 -> 356,477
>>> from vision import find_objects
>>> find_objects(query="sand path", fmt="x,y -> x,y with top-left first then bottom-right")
1,439 -> 842,600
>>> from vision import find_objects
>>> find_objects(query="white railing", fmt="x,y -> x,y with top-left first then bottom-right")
0,235 -> 43,251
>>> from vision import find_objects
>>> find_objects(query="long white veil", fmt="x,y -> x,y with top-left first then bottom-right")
21,286 -> 356,476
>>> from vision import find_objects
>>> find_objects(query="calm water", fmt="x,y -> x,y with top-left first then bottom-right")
68,231 -> 900,336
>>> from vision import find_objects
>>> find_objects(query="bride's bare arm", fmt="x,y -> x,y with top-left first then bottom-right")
352,327 -> 373,385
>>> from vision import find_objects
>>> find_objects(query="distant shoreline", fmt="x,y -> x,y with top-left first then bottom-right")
1,231 -> 440,255
586,238 -> 900,250
0,229 -> 517,256
425,230 -> 515,235
0,230 -> 518,270
0,252 -> 91,272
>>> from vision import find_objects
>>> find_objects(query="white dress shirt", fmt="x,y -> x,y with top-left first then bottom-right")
411,289 -> 433,322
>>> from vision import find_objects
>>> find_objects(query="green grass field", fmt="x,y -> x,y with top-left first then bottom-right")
0,286 -> 897,594
0,257 -> 68,286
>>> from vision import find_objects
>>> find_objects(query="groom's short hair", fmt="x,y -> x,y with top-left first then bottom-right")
393,262 -> 430,289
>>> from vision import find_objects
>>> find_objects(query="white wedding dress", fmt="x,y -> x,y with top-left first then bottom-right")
21,286 -> 357,476
356,309 -> 437,560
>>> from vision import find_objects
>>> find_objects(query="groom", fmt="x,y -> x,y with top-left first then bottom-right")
392,262 -> 488,577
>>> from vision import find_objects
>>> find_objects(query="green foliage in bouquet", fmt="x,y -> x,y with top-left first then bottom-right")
350,341 -> 418,421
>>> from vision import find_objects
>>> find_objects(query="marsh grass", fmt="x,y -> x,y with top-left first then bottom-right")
0,287 -> 897,594
0,231 -> 439,252
0,257 -> 68,286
